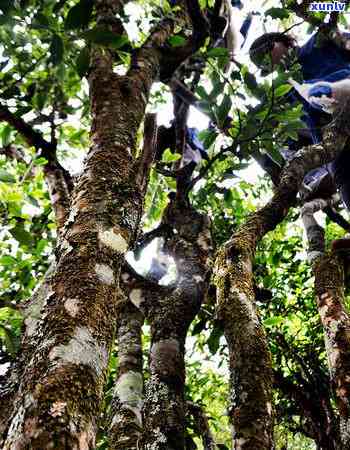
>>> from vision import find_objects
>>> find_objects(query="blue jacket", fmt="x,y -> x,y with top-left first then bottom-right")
295,32 -> 350,143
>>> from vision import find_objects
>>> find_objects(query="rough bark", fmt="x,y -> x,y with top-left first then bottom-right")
215,243 -> 274,450
1,2 -> 203,448
121,197 -> 212,450
0,262 -> 56,445
313,255 -> 350,449
301,196 -> 332,263
108,296 -> 144,450
301,190 -> 350,448
143,202 -> 211,450
214,105 -> 350,449
42,162 -> 72,231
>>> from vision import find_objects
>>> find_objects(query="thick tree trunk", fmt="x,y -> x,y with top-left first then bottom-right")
215,243 -> 274,450
120,198 -> 212,449
214,108 -> 350,449
2,3 -> 195,448
108,297 -> 144,450
142,200 -> 211,450
0,262 -> 56,445
302,193 -> 350,448
314,255 -> 350,449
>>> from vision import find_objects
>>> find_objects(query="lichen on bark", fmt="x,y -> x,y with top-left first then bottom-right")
214,102 -> 350,449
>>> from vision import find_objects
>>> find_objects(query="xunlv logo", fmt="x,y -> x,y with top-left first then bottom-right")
309,2 -> 346,11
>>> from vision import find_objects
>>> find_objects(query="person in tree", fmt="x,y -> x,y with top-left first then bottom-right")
249,28 -> 350,248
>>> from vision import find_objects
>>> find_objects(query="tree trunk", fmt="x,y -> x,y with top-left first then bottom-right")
142,205 -> 211,450
120,197 -> 212,449
108,296 -> 144,449
314,254 -> 350,449
2,1 -> 196,446
214,107 -> 350,449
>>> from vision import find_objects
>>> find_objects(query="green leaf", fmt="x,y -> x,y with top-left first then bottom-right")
0,324 -> 18,356
1,125 -> 12,147
33,12 -> 50,28
36,239 -> 47,254
266,146 -> 284,165
76,46 -> 90,78
34,157 -> 48,166
0,0 -> 14,15
216,94 -> 232,128
50,34 -> 64,66
274,84 -> 292,97
207,47 -> 229,58
192,319 -> 206,335
185,435 -> 197,450
14,106 -> 32,118
265,7 -> 290,20
207,324 -> 223,355
162,148 -> 181,162
9,224 -> 33,247
0,169 -> 15,183
196,86 -> 210,101
168,35 -> 186,47
264,316 -> 284,327
0,255 -> 16,266
243,72 -> 258,92
197,129 -> 217,149
82,27 -> 129,49
65,0 -> 93,30
34,91 -> 46,111
2,86 -> 20,99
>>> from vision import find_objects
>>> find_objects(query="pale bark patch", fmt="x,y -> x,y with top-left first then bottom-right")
308,251 -> 324,263
193,275 -> 204,283
330,348 -> 341,367
51,192 -> 60,204
266,401 -> 272,416
121,272 -> 130,282
65,206 -> 78,226
319,303 -> 329,319
151,339 -> 180,356
77,423 -> 95,450
49,401 -> 67,417
235,437 -> 246,449
240,391 -> 248,403
95,263 -> 115,285
150,339 -> 180,377
231,289 -> 259,326
114,371 -> 143,426
59,238 -> 74,254
144,426 -> 167,449
129,289 -> 144,309
64,298 -> 80,317
98,228 -> 128,253
49,327 -> 109,378
115,371 -> 143,407
25,290 -> 55,337
24,317 -> 39,338
241,257 -> 252,275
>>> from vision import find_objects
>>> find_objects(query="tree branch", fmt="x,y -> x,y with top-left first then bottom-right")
214,101 -> 350,449
0,103 -> 73,230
